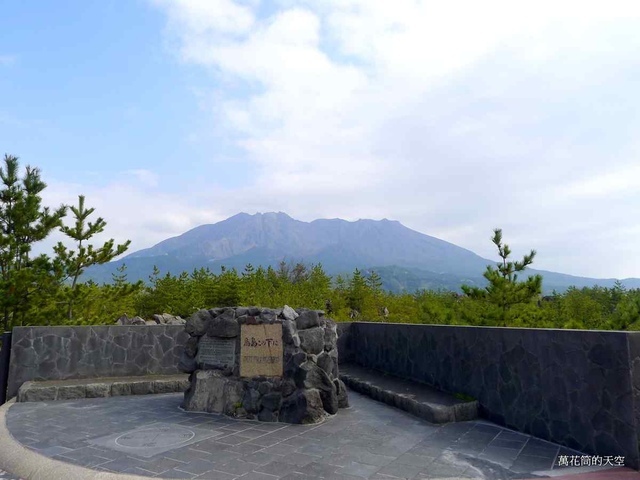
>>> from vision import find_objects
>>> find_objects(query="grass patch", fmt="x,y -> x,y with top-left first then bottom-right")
454,392 -> 476,402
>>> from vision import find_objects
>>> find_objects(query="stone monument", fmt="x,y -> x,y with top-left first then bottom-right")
179,305 -> 349,424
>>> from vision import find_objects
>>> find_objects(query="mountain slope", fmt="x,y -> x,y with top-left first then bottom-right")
83,212 -> 640,294
123,212 -> 490,276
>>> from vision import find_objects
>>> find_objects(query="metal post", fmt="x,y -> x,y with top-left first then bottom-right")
0,331 -> 11,405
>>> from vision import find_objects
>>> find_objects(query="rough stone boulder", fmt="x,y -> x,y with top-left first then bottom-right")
116,315 -> 146,326
279,388 -> 326,424
152,313 -> 185,325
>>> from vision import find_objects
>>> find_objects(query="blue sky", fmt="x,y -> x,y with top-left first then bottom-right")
1,1 -> 250,189
2,0 -> 640,279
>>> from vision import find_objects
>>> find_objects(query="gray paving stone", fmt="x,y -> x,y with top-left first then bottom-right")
242,451 -> 279,465
337,461 -> 381,477
510,454 -> 556,473
489,438 -> 528,450
418,460 -> 468,478
394,452 -> 436,468
214,458 -> 258,475
279,473 -> 317,480
236,429 -> 271,440
255,460 -> 299,476
164,447 -> 217,463
329,474 -> 377,480
294,443 -> 335,457
98,455 -> 151,472
35,445 -> 73,456
259,443 -> 297,456
295,461 -> 340,477
226,443 -> 266,455
3,390 -> 610,480
188,438 -> 234,453
279,452 -> 322,467
174,458 -> 217,475
153,468 -> 199,478
238,472 -> 279,480
478,448 -> 519,469
135,456 -> 189,474
251,435 -> 288,447
217,433 -> 253,445
282,436 -> 317,448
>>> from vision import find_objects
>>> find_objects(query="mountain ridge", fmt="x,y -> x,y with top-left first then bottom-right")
83,212 -> 640,294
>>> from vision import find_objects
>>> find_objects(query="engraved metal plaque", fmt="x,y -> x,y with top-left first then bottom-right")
240,324 -> 283,377
197,336 -> 236,367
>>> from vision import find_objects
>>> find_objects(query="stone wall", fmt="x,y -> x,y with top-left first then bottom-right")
7,325 -> 188,399
180,306 -> 348,423
336,322 -> 354,365
342,322 -> 640,469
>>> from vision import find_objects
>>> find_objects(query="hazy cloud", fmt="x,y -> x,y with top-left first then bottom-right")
52,0 -> 639,279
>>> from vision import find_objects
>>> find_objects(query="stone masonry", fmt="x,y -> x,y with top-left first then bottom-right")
179,305 -> 349,424
343,322 -> 640,469
7,325 -> 189,399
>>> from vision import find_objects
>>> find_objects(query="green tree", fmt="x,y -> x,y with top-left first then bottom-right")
0,154 -> 66,330
53,195 -> 130,320
216,267 -> 242,307
347,268 -> 367,315
462,228 -> 542,326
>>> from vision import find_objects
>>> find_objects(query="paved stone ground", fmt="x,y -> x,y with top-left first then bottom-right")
2,391 -> 632,479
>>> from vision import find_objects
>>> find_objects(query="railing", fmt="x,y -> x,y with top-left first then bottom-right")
0,331 -> 11,405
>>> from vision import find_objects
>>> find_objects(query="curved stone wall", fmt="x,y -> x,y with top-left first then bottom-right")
344,322 -> 640,469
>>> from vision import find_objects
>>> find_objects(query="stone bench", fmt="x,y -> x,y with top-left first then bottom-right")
16,374 -> 189,403
339,364 -> 478,424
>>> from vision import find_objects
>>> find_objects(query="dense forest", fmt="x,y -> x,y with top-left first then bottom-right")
2,153 -> 640,332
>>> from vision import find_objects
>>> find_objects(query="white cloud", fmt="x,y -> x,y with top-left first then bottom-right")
560,164 -> 640,199
139,0 -> 640,278
34,177 -> 226,261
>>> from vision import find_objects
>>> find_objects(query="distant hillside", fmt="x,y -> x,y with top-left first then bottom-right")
83,212 -> 640,294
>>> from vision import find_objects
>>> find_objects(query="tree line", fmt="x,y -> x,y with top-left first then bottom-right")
2,153 -> 640,331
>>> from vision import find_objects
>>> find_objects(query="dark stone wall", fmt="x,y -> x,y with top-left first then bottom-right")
336,322 -> 353,365
7,325 -> 189,399
349,322 -> 640,469
628,333 -> 640,467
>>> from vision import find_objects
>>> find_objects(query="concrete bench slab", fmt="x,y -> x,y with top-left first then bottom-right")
16,374 -> 189,403
339,363 -> 478,423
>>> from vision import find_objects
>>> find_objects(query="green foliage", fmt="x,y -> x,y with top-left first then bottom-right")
0,154 -> 66,330
2,153 -> 639,331
54,194 -> 131,320
0,153 -> 136,327
462,228 -> 542,326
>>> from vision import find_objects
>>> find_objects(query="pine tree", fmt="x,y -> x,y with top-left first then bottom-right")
53,195 -> 130,320
347,268 -> 367,314
462,228 -> 542,326
0,155 -> 66,330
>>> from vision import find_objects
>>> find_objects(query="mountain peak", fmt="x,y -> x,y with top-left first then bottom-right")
87,211 -> 640,293
123,211 -> 488,276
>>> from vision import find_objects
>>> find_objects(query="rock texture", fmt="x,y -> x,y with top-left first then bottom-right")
116,313 -> 186,325
344,322 -> 640,470
7,325 -> 189,399
17,375 -> 189,402
181,305 -> 346,424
